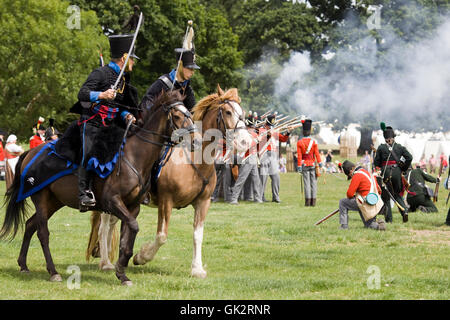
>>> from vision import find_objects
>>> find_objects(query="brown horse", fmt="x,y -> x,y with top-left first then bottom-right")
87,85 -> 252,278
0,91 -> 196,286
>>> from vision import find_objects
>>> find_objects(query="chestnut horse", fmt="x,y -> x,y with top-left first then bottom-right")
87,86 -> 252,278
0,91 -> 196,286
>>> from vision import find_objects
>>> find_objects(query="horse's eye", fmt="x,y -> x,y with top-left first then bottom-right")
226,111 -> 232,116
173,115 -> 181,121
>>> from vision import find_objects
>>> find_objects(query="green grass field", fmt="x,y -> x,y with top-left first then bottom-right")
0,172 -> 448,300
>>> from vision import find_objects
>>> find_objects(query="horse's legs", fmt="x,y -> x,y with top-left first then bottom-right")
17,213 -> 38,272
113,204 -> 140,286
18,195 -> 62,281
133,200 -> 172,265
191,199 -> 210,279
35,203 -> 61,282
98,213 -> 116,271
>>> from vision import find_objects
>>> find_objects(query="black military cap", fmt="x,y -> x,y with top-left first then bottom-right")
175,48 -> 200,70
341,160 -> 356,180
380,122 -> 395,139
109,34 -> 139,59
266,114 -> 276,126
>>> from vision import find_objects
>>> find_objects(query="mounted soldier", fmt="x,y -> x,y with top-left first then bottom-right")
140,21 -> 199,112
374,122 -> 412,223
69,33 -> 141,210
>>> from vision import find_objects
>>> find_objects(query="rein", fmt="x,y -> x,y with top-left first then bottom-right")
118,100 -> 196,199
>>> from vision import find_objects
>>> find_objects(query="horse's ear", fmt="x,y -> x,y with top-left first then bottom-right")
217,84 -> 224,96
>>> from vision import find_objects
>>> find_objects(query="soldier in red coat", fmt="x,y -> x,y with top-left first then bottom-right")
297,119 -> 322,206
29,120 -> 46,149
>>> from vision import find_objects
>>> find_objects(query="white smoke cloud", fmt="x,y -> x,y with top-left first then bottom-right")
273,15 -> 450,131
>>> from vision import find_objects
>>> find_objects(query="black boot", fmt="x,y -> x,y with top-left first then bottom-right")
78,166 -> 96,211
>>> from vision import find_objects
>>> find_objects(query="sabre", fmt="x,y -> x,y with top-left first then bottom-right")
382,182 -> 405,212
315,209 -> 339,226
112,12 -> 144,92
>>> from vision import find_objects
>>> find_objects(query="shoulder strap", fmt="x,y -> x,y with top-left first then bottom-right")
355,170 -> 375,193
159,75 -> 174,91
306,138 -> 314,154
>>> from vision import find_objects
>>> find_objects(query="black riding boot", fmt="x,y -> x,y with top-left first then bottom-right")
78,166 -> 96,210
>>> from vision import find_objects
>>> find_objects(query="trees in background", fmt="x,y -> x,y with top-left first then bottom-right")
2,0 -> 450,140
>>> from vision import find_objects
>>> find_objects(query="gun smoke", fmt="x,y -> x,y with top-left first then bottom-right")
257,12 -> 450,131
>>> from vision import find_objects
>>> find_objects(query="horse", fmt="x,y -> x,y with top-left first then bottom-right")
0,90 -> 197,286
87,85 -> 252,278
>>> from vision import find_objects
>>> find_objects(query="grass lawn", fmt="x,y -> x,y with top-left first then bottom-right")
0,172 -> 448,300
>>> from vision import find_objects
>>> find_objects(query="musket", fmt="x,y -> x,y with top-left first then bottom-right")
433,158 -> 444,202
260,110 -> 273,119
112,12 -> 144,92
299,170 -> 303,199
315,209 -> 339,226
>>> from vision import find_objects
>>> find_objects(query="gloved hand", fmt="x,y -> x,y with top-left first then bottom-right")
297,166 -> 302,173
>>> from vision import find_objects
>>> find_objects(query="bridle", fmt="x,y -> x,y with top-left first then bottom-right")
132,101 -> 197,147
216,99 -> 246,135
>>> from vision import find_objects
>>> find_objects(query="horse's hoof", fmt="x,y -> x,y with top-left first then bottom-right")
49,274 -> 62,282
191,268 -> 207,279
133,254 -> 143,265
99,262 -> 115,271
20,268 -> 30,273
122,280 -> 133,287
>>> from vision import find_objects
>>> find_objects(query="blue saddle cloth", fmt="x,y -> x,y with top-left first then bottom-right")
16,138 -> 124,202
17,141 -> 79,202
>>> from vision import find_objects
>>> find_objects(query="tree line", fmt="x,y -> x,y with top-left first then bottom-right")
1,0 -> 449,140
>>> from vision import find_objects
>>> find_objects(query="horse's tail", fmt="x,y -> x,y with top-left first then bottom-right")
0,151 -> 30,240
86,211 -> 101,262
86,211 -> 119,262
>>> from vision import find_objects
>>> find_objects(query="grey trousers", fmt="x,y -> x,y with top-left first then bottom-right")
230,156 -> 262,202
302,166 -> 317,199
339,197 -> 379,229
223,165 -> 235,202
259,151 -> 281,202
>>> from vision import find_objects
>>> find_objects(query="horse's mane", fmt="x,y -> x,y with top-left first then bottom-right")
192,88 -> 240,121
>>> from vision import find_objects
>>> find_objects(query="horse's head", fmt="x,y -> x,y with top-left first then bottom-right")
143,90 -> 197,146
193,85 -> 252,153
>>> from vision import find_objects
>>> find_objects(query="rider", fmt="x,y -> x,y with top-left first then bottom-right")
70,34 -> 139,210
140,46 -> 200,112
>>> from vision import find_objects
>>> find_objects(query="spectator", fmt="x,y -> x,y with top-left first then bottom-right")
361,150 -> 371,171
419,155 -> 427,171
0,130 -> 6,181
439,152 -> 448,172
5,134 -> 24,175
428,154 -> 437,174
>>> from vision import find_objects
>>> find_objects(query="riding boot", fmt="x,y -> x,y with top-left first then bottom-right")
305,198 -> 310,206
311,198 -> 316,207
78,166 -> 96,211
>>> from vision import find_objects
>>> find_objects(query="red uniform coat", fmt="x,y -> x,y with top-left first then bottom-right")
347,168 -> 381,198
297,137 -> 321,167
29,135 -> 44,149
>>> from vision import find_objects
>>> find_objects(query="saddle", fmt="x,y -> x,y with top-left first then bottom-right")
16,120 -> 126,202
